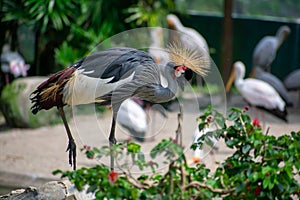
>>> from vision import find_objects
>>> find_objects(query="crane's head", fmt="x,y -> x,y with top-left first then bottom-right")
167,42 -> 210,77
164,62 -> 193,91
174,65 -> 187,77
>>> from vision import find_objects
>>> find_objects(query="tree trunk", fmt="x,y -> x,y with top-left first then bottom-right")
221,0 -> 233,84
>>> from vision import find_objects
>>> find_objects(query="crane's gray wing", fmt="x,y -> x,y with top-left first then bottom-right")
75,47 -> 157,83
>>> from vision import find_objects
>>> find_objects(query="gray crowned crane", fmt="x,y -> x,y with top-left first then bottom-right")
226,61 -> 288,123
252,25 -> 290,72
30,44 -> 210,170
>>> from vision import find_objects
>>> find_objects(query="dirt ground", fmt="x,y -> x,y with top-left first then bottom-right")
0,92 -> 300,195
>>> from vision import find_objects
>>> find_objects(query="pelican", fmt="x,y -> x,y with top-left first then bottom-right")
252,25 -> 291,72
284,69 -> 300,91
284,69 -> 300,107
167,14 -> 209,54
226,61 -> 288,122
252,67 -> 293,107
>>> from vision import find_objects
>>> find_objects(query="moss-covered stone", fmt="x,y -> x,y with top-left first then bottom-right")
0,77 -> 60,128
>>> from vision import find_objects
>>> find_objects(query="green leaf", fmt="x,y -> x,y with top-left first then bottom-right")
242,144 -> 251,154
226,138 -> 240,148
87,184 -> 97,193
262,166 -> 272,174
228,111 -> 240,121
249,172 -> 260,182
52,169 -> 63,175
263,177 -> 270,189
127,142 -> 141,153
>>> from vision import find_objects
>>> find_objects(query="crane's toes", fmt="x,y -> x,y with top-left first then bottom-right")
66,139 -> 77,170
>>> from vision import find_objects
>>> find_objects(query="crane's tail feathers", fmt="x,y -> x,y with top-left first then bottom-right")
30,67 -> 76,114
167,42 -> 210,76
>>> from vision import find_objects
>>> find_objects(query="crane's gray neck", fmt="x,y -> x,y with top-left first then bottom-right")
164,63 -> 178,96
135,63 -> 178,103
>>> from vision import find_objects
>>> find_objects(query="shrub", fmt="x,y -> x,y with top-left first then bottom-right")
54,106 -> 300,199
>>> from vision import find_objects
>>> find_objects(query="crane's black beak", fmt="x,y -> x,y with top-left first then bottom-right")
177,68 -> 193,91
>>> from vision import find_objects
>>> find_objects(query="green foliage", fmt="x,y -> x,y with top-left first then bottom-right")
55,106 -> 300,199
1,0 -> 80,33
125,0 -> 178,26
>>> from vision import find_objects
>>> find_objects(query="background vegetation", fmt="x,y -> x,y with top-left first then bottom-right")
1,0 -> 299,77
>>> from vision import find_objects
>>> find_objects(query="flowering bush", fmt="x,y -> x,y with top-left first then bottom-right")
54,106 -> 300,199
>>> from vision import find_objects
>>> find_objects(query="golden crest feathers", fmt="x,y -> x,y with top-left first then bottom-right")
167,42 -> 210,76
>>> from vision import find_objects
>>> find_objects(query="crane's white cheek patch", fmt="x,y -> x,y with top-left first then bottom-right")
63,71 -> 135,105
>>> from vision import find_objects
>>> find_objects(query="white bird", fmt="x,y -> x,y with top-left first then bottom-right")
252,67 -> 293,107
167,14 -> 209,54
252,26 -> 290,72
226,61 -> 288,122
1,44 -> 30,84
190,127 -> 218,164
117,98 -> 147,142
284,69 -> 300,91
284,69 -> 300,107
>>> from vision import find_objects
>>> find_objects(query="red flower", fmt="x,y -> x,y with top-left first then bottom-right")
254,186 -> 261,196
226,163 -> 232,168
244,105 -> 249,111
252,118 -> 260,127
149,161 -> 155,166
172,138 -> 177,143
108,171 -> 118,184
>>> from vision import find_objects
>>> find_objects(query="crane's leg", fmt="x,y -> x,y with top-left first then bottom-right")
57,106 -> 77,170
109,116 -> 117,171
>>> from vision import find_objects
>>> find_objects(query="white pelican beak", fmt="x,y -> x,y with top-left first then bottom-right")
225,67 -> 235,93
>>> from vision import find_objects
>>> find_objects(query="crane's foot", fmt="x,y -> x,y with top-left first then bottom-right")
66,139 -> 77,170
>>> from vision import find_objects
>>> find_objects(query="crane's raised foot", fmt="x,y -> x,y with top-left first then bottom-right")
66,139 -> 77,170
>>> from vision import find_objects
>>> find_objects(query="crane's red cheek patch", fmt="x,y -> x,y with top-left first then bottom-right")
175,66 -> 187,72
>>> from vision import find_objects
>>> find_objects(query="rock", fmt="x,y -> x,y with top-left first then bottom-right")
0,181 -> 93,200
0,187 -> 38,200
37,181 -> 67,200
0,77 -> 59,128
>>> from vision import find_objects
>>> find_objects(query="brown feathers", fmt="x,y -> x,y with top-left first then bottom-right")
167,42 -> 210,76
30,67 -> 76,114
